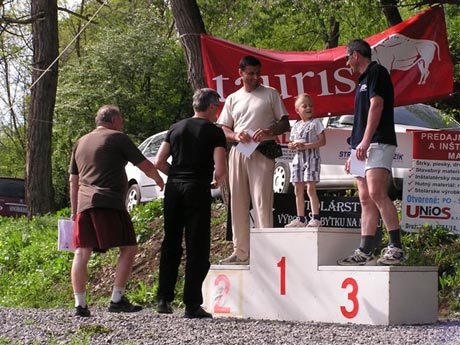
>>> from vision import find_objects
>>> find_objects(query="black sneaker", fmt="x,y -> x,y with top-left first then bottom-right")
75,305 -> 91,317
157,299 -> 173,314
108,295 -> 142,313
184,306 -> 213,319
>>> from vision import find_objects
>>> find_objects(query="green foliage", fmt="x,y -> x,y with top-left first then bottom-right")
445,4 -> 460,83
2,0 -> 460,207
0,215 -> 73,307
0,126 -> 26,178
0,200 -> 165,308
52,4 -> 192,209
200,0 -> 387,50
211,207 -> 227,227
400,225 -> 460,313
128,279 -> 158,306
130,199 -> 164,242
402,224 -> 460,267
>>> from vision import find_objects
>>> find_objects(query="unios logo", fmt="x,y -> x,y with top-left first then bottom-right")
406,205 -> 451,219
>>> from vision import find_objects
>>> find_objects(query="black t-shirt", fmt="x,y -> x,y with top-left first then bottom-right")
349,62 -> 397,149
165,117 -> 226,184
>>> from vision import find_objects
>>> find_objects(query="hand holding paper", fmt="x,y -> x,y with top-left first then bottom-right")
349,149 -> 366,177
58,218 -> 76,252
236,129 -> 259,157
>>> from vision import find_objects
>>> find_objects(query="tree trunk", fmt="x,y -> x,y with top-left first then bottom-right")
169,0 -> 207,90
325,16 -> 339,49
380,0 -> 403,27
169,1 -> 234,208
27,0 -> 59,216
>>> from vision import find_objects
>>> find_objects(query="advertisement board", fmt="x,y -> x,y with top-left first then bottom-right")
401,131 -> 460,233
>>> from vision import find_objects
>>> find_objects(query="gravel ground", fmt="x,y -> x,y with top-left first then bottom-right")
1,307 -> 460,344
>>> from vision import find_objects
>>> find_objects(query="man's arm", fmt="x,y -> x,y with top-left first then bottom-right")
253,116 -> 290,142
355,96 -> 384,160
137,159 -> 165,191
269,116 -> 290,136
69,174 -> 79,220
154,141 -> 171,176
221,125 -> 253,144
213,146 -> 227,186
223,115 -> 291,144
363,96 -> 384,144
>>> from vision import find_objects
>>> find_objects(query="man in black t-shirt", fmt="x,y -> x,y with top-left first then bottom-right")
338,39 -> 407,266
155,88 -> 227,318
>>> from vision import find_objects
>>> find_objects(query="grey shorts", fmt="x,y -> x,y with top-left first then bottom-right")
365,143 -> 396,172
290,155 -> 321,183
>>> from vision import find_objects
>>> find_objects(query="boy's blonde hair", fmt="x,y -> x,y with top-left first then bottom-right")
294,93 -> 314,109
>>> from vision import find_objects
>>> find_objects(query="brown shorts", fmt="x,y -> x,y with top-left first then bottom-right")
74,208 -> 137,252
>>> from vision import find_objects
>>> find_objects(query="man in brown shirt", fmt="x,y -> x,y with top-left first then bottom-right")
69,105 -> 164,317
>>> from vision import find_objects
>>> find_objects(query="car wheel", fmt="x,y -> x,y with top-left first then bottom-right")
273,162 -> 292,194
126,184 -> 141,212
388,176 -> 403,201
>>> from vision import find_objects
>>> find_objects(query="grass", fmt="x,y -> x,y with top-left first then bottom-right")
1,200 -> 460,316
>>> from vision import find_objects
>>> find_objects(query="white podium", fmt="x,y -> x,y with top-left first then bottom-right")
203,227 -> 438,325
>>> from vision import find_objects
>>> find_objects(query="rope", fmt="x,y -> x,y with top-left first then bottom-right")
1,0 -> 109,120
29,0 -> 109,90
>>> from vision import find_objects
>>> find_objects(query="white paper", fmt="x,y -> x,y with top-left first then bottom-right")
349,149 -> 366,177
235,129 -> 259,158
58,218 -> 76,252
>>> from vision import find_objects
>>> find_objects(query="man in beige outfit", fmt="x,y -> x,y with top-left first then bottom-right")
218,55 -> 290,264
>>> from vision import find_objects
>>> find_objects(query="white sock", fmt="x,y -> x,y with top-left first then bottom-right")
74,292 -> 86,308
111,286 -> 125,303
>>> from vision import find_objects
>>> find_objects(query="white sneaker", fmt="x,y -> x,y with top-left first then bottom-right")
285,217 -> 306,228
377,245 -> 407,266
306,219 -> 321,227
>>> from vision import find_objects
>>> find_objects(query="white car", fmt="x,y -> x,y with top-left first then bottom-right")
273,103 -> 460,199
125,130 -> 221,211
125,131 -> 168,211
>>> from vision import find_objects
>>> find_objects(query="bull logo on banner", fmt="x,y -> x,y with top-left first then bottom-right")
373,34 -> 440,85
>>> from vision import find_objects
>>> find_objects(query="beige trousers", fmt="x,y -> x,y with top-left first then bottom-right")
229,147 -> 274,260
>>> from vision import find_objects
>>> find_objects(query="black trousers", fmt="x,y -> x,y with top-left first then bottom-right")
157,182 -> 211,310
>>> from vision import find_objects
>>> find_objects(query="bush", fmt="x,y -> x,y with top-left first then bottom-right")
0,201 -> 166,309
401,225 -> 460,315
0,214 -> 73,307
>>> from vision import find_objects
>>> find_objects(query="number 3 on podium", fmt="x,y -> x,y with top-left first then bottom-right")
340,277 -> 359,318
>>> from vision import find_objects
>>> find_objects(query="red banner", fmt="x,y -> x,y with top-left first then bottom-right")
412,130 -> 460,160
201,6 -> 452,119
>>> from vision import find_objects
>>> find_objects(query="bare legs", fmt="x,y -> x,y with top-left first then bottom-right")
71,245 -> 138,294
293,181 -> 319,217
357,168 -> 399,236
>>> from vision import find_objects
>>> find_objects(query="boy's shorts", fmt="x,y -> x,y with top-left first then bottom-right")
290,156 -> 321,183
365,143 -> 396,172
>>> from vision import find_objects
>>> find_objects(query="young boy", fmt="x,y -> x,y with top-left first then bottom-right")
285,94 -> 326,228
